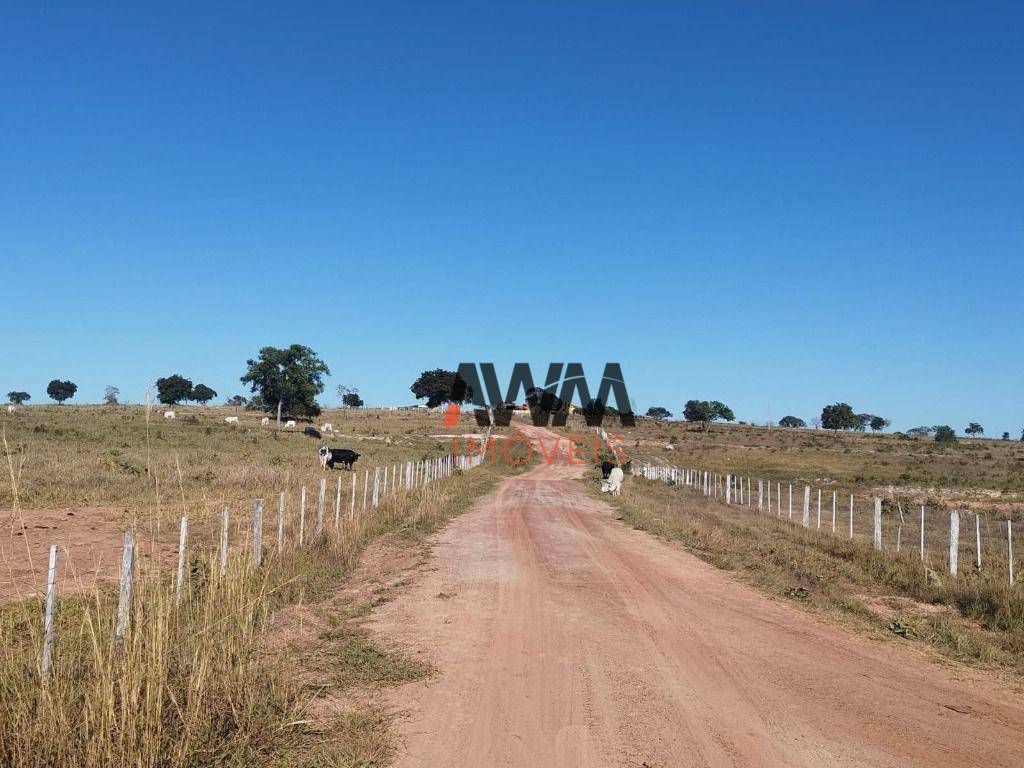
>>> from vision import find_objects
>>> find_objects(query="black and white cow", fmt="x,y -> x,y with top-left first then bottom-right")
318,446 -> 360,470
303,426 -> 322,439
598,460 -> 616,479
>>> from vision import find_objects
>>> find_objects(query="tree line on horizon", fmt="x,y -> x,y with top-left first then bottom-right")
5,353 -> 1021,443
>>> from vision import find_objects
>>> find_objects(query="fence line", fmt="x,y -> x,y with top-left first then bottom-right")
628,460 -> 1017,588
30,447 -> 486,683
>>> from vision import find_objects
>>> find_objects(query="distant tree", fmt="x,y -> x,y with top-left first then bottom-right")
1002,431 -> 1010,440
906,426 -> 934,437
336,384 -> 358,406
683,399 -> 735,432
225,395 -> 247,407
821,403 -> 860,431
410,369 -> 473,408
646,406 -> 672,421
779,415 -> 806,428
46,379 -> 77,404
810,416 -> 821,430
156,374 -> 194,406
103,385 -> 119,405
342,392 -> 364,408
241,344 -> 330,419
870,416 -> 891,432
965,422 -> 984,437
934,425 -> 957,443
7,391 -> 30,405
191,384 -> 217,405
525,386 -> 563,413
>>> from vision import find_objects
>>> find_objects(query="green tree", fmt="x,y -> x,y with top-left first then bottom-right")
191,384 -> 217,405
410,369 -> 472,408
525,387 -> 563,414
46,379 -> 77,404
342,392 -> 364,408
6,391 -> 30,405
965,422 -> 984,437
646,406 -> 672,421
821,402 -> 860,431
870,415 -> 891,432
683,399 -> 734,432
226,395 -> 247,407
779,415 -> 806,428
907,426 -> 933,437
103,385 -> 119,405
240,344 -> 330,418
1002,431 -> 1010,440
934,425 -> 957,443
156,374 -> 194,406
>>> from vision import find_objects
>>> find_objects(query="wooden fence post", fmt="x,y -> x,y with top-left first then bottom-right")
115,529 -> 135,639
949,510 -> 960,576
278,492 -> 286,549
873,498 -> 882,550
816,489 -> 821,529
802,486 -> 810,528
975,513 -> 982,569
777,483 -> 782,517
252,499 -> 263,567
362,470 -> 369,511
788,484 -> 793,520
372,468 -> 380,507
848,495 -> 854,539
41,544 -> 58,682
758,479 -> 764,512
315,478 -> 326,535
1008,520 -> 1014,586
350,472 -> 357,520
175,516 -> 188,606
220,506 -> 229,576
831,491 -> 837,534
334,476 -> 341,527
725,474 -> 732,505
920,506 -> 925,561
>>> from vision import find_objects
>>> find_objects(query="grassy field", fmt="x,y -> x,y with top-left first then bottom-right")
0,428 -> 517,768
589,418 -> 1024,507
1,404 -> 492,514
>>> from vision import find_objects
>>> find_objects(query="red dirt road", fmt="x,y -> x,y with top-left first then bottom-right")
371,426 -> 1024,767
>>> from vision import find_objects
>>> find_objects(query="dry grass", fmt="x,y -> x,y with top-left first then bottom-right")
595,471 -> 1024,675
0,405 -> 501,515
0,422 -> 513,768
596,419 -> 1024,506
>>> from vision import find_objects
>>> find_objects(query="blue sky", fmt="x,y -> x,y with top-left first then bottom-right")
1,3 -> 1021,434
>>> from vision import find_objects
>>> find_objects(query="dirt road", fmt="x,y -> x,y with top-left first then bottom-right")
370,426 -> 1024,767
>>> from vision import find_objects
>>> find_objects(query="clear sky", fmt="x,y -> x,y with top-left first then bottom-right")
2,3 -> 1021,435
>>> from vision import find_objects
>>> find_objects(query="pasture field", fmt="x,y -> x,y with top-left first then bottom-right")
1,404 -> 483,512
603,418 -> 1024,507
0,404 -> 521,768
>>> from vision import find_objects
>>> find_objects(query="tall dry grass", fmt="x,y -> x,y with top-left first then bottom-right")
0,460 -> 509,767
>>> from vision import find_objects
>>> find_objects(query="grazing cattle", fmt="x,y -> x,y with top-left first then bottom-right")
318,446 -> 360,470
260,417 -> 270,426
601,466 -> 625,496
303,426 -> 321,439
163,411 -> 176,419
598,460 -> 616,479
320,423 -> 333,433
285,420 -> 296,428
225,416 -> 239,424
6,405 -> 16,413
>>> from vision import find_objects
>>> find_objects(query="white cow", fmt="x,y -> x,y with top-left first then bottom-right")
601,466 -> 625,496
6,405 -> 16,413
225,416 -> 239,424
260,417 -> 270,427
163,411 -> 176,419
285,419 -> 296,428
321,423 -> 333,433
